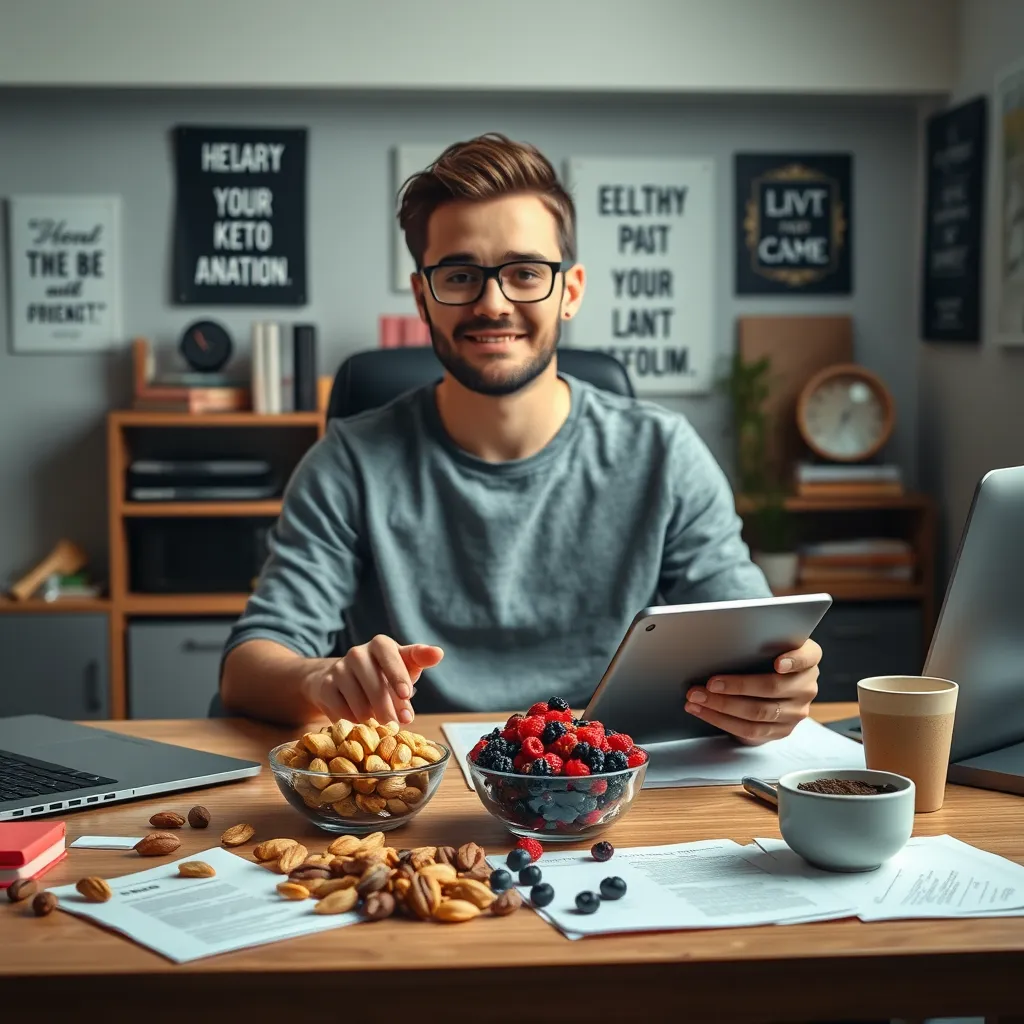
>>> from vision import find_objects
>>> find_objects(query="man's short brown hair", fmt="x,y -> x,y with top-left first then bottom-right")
398,133 -> 576,269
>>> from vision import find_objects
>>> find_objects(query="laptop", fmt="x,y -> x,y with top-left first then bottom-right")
0,714 -> 261,821
828,465 -> 1024,795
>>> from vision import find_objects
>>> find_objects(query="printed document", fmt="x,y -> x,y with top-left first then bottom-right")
48,846 -> 361,962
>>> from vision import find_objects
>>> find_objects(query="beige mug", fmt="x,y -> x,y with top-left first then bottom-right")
857,675 -> 959,813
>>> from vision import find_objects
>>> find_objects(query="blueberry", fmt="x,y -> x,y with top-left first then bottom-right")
506,848 -> 531,871
591,840 -> 615,862
600,876 -> 627,900
547,696 -> 570,711
489,869 -> 513,891
530,882 -> 555,907
519,864 -> 542,886
575,891 -> 600,914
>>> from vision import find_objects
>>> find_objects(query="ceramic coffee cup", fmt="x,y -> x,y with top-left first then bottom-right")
857,675 -> 959,813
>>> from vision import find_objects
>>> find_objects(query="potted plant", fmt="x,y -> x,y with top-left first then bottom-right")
717,352 -> 799,590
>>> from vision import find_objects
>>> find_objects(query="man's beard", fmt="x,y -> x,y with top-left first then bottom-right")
425,309 -> 561,397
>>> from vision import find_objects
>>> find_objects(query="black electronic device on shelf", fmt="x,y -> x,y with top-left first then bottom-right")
126,459 -> 278,501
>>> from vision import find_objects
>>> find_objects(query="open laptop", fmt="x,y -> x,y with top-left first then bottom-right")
0,714 -> 261,821
828,465 -> 1024,795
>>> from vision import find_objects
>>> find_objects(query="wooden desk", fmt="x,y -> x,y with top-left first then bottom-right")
4,706 -> 1024,1023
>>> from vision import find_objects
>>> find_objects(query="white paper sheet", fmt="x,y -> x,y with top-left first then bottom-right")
444,718 -> 865,790
70,836 -> 144,850
48,847 -> 362,962
755,834 -> 1024,921
487,839 -> 857,939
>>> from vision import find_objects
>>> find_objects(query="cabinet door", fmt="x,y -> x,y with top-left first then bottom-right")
812,603 -> 924,703
0,614 -> 109,719
128,619 -> 234,719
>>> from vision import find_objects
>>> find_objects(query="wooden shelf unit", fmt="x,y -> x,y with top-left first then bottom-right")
104,410 -> 326,717
0,597 -> 112,614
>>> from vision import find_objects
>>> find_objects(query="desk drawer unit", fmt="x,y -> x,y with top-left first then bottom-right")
812,603 -> 924,702
0,614 -> 109,719
127,619 -> 233,719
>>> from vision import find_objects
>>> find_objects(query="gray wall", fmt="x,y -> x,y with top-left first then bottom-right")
919,0 -> 1024,573
0,88 -> 921,586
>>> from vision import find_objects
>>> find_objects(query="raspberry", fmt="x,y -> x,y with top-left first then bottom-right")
544,708 -> 573,724
521,735 -> 545,759
527,702 -> 550,718
515,837 -> 544,862
589,779 -> 608,796
607,733 -> 633,753
512,754 -> 530,773
564,759 -> 591,777
542,753 -> 564,775
579,809 -> 603,825
501,725 -> 521,742
517,715 -> 546,741
627,747 -> 649,768
576,726 -> 604,748
469,739 -> 488,763
600,739 -> 612,752
551,734 -> 578,759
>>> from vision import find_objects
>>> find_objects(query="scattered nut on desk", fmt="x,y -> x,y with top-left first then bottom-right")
178,861 -> 216,878
149,811 -> 186,829
32,892 -> 58,917
135,832 -> 182,856
7,879 -> 38,903
187,805 -> 211,829
76,877 -> 113,903
221,823 -> 255,847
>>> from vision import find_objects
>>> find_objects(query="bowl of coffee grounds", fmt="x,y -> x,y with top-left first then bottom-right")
776,769 -> 915,872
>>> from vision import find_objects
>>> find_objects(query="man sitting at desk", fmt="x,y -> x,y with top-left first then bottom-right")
220,133 -> 822,743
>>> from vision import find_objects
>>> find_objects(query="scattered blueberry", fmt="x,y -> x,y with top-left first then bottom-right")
530,882 -> 555,907
506,848 -> 531,871
489,869 -> 513,891
591,840 -> 615,862
519,864 -> 542,886
600,876 -> 627,900
575,890 -> 601,914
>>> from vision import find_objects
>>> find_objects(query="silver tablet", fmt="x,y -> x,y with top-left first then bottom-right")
582,593 -> 833,744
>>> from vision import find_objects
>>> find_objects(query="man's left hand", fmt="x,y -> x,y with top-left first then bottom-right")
683,638 -> 821,744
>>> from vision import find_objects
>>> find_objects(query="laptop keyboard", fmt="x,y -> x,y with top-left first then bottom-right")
0,748 -> 117,803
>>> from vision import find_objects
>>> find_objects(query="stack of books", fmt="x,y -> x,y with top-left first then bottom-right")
795,462 -> 904,499
798,538 -> 916,585
379,314 -> 431,348
132,338 -> 249,413
0,820 -> 67,891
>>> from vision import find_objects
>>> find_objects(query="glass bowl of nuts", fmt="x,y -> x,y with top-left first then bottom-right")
269,718 -> 451,835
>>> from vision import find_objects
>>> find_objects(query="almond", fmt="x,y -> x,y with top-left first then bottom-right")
330,718 -> 355,746
363,754 -> 390,774
434,898 -> 480,923
376,775 -> 407,798
276,881 -> 310,900
400,786 -> 425,806
409,756 -> 430,769
327,756 -> 359,774
187,805 -> 211,829
306,758 -> 332,789
178,861 -> 216,878
395,729 -> 419,750
149,811 -> 186,829
76,876 -> 113,902
355,832 -> 386,855
135,832 -> 181,856
276,844 -> 309,875
319,780 -> 353,803
447,879 -> 496,909
327,834 -> 361,857
253,838 -> 298,862
336,738 -> 365,765
355,793 -> 387,814
415,742 -> 444,764
389,743 -> 413,768
419,862 -> 458,884
32,891 -> 58,916
7,879 -> 38,902
220,823 -> 255,847
316,875 -> 359,896
332,797 -> 358,816
352,777 -> 378,795
376,735 -> 399,763
377,720 -> 401,737
491,888 -> 523,916
314,887 -> 359,915
385,798 -> 409,815
350,724 -> 380,754
302,732 -> 337,759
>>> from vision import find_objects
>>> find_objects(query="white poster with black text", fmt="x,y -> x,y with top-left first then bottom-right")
7,195 -> 122,354
564,158 -> 715,396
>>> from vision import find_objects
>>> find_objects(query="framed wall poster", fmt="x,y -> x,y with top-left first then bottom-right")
995,59 -> 1024,346
6,195 -> 123,354
564,157 -> 715,396
735,153 -> 853,295
173,126 -> 307,306
921,96 -> 987,343
391,143 -> 446,292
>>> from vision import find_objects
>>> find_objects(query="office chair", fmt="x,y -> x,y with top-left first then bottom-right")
326,345 -> 633,420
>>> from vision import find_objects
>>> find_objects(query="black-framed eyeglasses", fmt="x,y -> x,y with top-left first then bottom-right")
420,260 -> 573,305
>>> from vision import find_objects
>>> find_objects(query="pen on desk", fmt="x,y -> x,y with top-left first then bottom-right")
741,776 -> 779,810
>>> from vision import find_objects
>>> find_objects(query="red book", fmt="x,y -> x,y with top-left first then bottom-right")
0,821 -> 67,887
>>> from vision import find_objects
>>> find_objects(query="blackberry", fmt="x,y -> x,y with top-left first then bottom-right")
506,848 -> 531,871
541,721 -> 567,746
571,741 -> 592,762
519,865 -> 542,886
547,696 -> 570,711
530,882 -> 555,907
490,755 -> 514,773
584,748 -> 605,774
606,779 -> 627,800
575,891 -> 600,914
475,748 -> 497,769
490,737 -> 516,757
488,727 -> 502,739
530,758 -> 553,776
600,876 -> 627,900
604,751 -> 629,772
489,869 -> 513,891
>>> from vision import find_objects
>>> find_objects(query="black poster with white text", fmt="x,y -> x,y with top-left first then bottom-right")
173,126 -> 307,305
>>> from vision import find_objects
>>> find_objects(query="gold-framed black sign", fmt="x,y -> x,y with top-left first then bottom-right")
735,153 -> 852,295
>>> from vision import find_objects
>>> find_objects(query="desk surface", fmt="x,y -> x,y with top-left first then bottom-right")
3,705 -> 1024,1023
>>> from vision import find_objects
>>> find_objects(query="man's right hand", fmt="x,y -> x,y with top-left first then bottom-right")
302,635 -> 443,725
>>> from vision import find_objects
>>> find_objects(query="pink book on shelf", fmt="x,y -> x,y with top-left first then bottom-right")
379,315 -> 403,348
400,316 -> 430,347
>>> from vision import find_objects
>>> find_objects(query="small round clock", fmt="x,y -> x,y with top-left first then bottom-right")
179,320 -> 233,373
797,364 -> 895,463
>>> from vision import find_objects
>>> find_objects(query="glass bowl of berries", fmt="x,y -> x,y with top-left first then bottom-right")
466,697 -> 649,842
